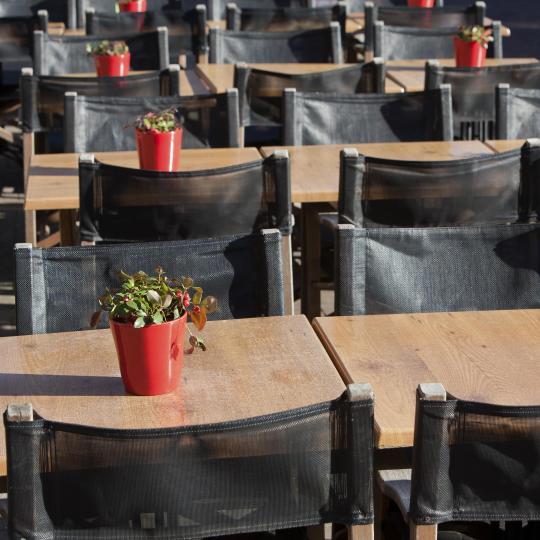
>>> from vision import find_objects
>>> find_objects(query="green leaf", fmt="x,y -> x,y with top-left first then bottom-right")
152,312 -> 164,324
162,294 -> 173,309
134,317 -> 146,328
147,290 -> 161,304
192,287 -> 203,305
126,301 -> 138,310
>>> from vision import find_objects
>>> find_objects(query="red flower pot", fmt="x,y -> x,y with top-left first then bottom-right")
136,128 -> 183,172
110,313 -> 187,396
454,37 -> 487,68
119,0 -> 147,12
407,0 -> 434,6
94,53 -> 130,77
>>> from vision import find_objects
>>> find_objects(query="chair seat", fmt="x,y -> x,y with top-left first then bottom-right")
377,468 -> 411,521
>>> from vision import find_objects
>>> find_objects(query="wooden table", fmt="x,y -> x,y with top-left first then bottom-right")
0,315 -> 345,476
485,139 -> 524,153
387,58 -> 539,93
196,63 -> 404,94
261,140 -> 495,320
314,310 -> 540,449
26,147 -> 260,244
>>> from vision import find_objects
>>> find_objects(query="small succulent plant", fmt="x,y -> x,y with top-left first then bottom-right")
91,267 -> 217,351
87,40 -> 129,56
457,26 -> 493,49
133,109 -> 183,133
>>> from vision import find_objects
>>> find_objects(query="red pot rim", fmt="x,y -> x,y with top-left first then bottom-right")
110,311 -> 187,328
95,53 -> 130,58
136,127 -> 183,134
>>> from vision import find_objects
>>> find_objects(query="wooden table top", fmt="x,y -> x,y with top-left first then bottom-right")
25,147 -> 260,211
314,310 -> 540,449
196,63 -> 404,94
0,315 -> 345,476
261,140 -> 494,203
485,139 -> 525,153
387,58 -> 539,92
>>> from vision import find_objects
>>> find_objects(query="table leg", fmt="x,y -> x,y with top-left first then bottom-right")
301,202 -> 327,320
59,210 -> 78,246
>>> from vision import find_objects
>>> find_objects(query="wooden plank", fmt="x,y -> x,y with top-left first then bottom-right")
313,310 -> 540,449
25,147 -> 261,211
0,315 -> 345,476
387,58 -> 538,93
484,139 -> 524,153
260,141 -> 494,204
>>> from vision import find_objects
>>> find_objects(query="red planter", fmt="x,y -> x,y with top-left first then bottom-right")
407,0 -> 434,6
119,0 -> 147,12
110,313 -> 187,396
94,53 -> 130,77
136,128 -> 183,172
454,37 -> 487,68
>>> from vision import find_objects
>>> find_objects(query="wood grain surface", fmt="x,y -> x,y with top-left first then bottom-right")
313,310 -> 540,449
26,147 -> 261,210
260,140 -> 494,203
0,315 -> 345,476
484,139 -> 525,153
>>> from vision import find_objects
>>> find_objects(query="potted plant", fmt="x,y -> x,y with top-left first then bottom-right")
134,109 -> 183,172
91,267 -> 217,396
118,0 -> 147,12
87,40 -> 130,77
407,0 -> 434,7
454,26 -> 493,68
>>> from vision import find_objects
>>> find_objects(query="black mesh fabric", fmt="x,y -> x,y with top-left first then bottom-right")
212,0 -> 306,20
79,155 -> 292,243
338,148 -> 522,227
334,222 -> 540,315
409,395 -> 540,524
371,5 -> 480,28
4,391 -> 374,538
34,29 -> 168,75
235,62 -> 384,127
65,93 -> 239,153
0,0 -> 68,22
425,62 -> 540,141
496,86 -> 540,140
284,89 -> 452,145
227,5 -> 345,32
15,231 -> 286,335
209,26 -> 340,64
86,8 -> 205,63
374,24 -> 456,60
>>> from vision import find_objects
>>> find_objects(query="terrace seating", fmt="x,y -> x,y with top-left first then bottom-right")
496,84 -> 540,140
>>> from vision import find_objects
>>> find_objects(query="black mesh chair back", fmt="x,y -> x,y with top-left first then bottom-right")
334,222 -> 540,315
283,86 -> 453,145
424,59 -> 539,141
235,59 -> 385,127
79,152 -> 292,243
86,5 -> 207,64
373,20 -> 503,61
20,66 -> 178,152
210,0 -> 306,21
33,27 -> 169,75
4,386 -> 374,537
209,24 -> 342,63
496,84 -> 540,140
65,90 -> 240,153
0,0 -> 73,27
408,384 -> 540,528
226,2 -> 346,32
338,145 -> 524,227
15,231 -> 286,334
364,1 -> 484,53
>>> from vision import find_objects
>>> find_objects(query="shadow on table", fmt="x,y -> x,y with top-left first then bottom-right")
0,373 -> 127,396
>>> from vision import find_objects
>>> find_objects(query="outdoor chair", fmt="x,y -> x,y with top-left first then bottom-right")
208,24 -> 342,63
372,20 -> 502,60
424,60 -> 540,140
85,5 -> 208,65
209,0 -> 306,21
377,383 -> 540,540
4,385 -> 374,538
334,221 -> 540,315
225,3 -> 346,32
64,90 -> 241,152
282,86 -> 453,145
15,230 -> 288,334
20,66 -> 179,154
496,84 -> 540,140
364,1 -> 485,55
33,27 -> 169,75
235,59 -> 385,129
